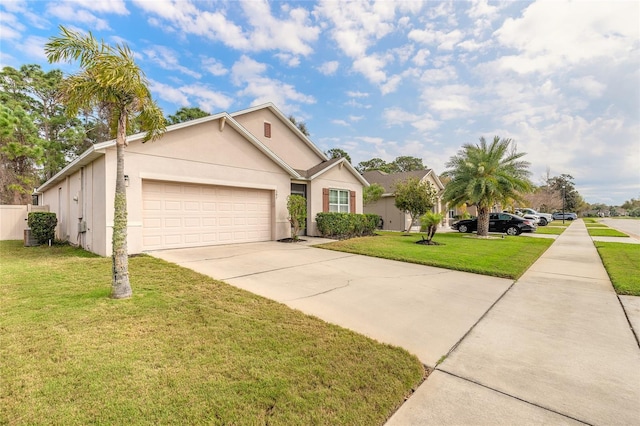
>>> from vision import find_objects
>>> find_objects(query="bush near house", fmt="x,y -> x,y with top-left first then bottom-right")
316,213 -> 379,239
27,212 -> 57,244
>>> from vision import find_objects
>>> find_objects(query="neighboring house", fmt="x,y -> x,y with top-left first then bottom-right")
362,169 -> 446,231
34,103 -> 367,256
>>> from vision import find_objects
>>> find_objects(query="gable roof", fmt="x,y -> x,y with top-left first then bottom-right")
362,169 -> 444,194
230,103 -> 328,162
296,157 -> 369,186
37,112 -> 302,192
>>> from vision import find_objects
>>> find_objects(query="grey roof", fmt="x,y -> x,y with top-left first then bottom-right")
295,157 -> 343,178
361,169 -> 433,193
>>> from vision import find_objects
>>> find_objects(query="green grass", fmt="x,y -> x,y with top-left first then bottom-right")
583,218 -> 600,224
549,220 -> 571,226
534,226 -> 565,235
318,232 -> 553,279
587,228 -> 629,237
594,241 -> 640,295
0,241 -> 424,425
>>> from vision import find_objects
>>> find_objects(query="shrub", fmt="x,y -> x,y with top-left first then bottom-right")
316,213 -> 379,239
27,212 -> 57,244
287,194 -> 307,241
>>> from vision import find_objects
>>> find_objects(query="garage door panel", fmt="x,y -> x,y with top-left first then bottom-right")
142,180 -> 271,250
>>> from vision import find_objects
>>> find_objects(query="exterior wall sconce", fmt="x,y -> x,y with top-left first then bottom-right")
124,175 -> 130,187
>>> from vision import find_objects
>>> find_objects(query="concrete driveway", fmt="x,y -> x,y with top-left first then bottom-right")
149,238 -> 513,367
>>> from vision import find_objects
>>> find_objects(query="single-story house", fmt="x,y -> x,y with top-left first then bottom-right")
35,103 -> 367,256
362,169 -> 446,231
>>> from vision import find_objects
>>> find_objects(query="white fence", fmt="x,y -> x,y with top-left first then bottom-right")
0,205 -> 49,240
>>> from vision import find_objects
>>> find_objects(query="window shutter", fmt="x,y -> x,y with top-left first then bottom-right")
264,122 -> 271,138
350,190 -> 356,213
323,188 -> 329,212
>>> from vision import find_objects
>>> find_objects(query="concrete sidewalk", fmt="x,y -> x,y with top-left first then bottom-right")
388,220 -> 640,425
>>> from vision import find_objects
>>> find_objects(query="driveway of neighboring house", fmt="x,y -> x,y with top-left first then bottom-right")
149,238 -> 513,367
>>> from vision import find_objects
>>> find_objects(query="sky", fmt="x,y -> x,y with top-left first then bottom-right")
1,0 -> 639,206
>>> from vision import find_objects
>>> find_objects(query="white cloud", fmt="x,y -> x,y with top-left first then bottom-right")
46,3 -> 112,30
240,0 -> 319,56
275,53 -> 301,67
412,49 -> 430,66
409,28 -> 464,51
133,0 -> 318,55
383,107 -> 440,132
230,55 -> 268,85
201,57 -> 228,77
348,115 -> 364,122
143,45 -> 201,79
230,55 -> 314,110
19,35 -> 49,62
149,79 -> 232,112
346,91 -> 369,98
318,61 -> 339,75
64,0 -> 128,14
353,54 -> 387,84
494,1 -> 640,75
179,84 -> 233,111
568,76 -> 606,99
149,79 -> 190,106
331,119 -> 349,127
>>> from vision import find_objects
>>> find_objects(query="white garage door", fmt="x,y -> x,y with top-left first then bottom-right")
142,180 -> 272,250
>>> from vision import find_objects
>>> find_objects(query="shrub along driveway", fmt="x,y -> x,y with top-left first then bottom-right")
149,239 -> 514,368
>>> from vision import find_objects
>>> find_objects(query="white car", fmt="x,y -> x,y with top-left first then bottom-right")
518,208 -> 553,226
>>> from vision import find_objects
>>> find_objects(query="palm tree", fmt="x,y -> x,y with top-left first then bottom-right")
443,136 -> 532,237
46,26 -> 165,299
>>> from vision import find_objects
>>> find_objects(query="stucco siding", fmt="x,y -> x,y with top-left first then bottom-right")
233,109 -> 322,170
365,197 -> 407,231
308,164 -> 364,236
101,120 -> 292,254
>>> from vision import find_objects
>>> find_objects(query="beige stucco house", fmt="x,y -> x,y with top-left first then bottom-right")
362,169 -> 446,231
35,103 -> 367,256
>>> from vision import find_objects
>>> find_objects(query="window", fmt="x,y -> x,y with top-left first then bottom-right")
329,189 -> 349,213
264,122 -> 271,138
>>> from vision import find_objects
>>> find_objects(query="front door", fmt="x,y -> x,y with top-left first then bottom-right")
290,183 -> 307,236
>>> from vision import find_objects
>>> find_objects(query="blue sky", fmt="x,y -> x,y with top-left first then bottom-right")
1,0 -> 639,205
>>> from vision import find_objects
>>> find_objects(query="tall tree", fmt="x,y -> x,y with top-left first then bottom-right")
288,115 -> 309,137
0,105 -> 45,204
387,156 -> 425,173
0,64 -> 86,181
325,148 -> 351,163
46,26 -> 165,299
394,176 -> 437,234
443,136 -> 532,237
167,106 -> 210,125
548,174 -> 583,212
356,157 -> 388,173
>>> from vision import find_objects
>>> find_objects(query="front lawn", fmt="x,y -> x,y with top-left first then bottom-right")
587,227 -> 629,237
534,226 -> 565,235
0,241 -> 424,425
594,241 -> 640,295
319,232 -> 553,279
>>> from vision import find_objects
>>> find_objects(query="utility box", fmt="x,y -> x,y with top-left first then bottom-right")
24,228 -> 39,247
78,221 -> 87,233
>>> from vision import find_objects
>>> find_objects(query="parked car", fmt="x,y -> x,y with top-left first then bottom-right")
514,210 -> 541,225
552,212 -> 578,220
517,208 -> 553,226
451,213 -> 537,235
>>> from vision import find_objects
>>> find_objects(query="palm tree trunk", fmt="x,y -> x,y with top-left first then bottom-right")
111,113 -> 132,299
477,205 -> 490,237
